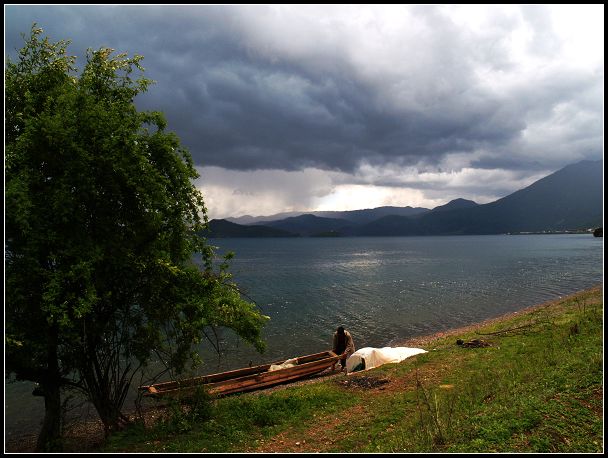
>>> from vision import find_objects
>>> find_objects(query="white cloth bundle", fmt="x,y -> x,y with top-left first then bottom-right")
269,357 -> 298,371
345,346 -> 427,374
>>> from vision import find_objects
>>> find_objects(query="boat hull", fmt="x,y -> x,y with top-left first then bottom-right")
139,350 -> 340,398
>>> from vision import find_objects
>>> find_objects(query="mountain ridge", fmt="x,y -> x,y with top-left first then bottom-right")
207,160 -> 603,237
229,205 -> 430,225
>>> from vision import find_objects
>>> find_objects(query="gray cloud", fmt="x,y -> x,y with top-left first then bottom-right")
5,5 -> 603,216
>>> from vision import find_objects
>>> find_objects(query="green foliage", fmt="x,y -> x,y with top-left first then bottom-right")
158,388 -> 215,434
5,24 -> 268,441
105,382 -> 357,452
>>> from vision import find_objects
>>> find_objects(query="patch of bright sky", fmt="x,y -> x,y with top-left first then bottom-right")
551,4 -> 604,69
311,184 -> 443,212
197,164 -> 548,219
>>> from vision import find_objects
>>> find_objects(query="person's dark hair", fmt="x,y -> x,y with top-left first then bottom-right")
337,326 -> 345,335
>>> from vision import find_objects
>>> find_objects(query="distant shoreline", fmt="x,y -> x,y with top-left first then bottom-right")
505,230 -> 597,235
207,230 -> 600,239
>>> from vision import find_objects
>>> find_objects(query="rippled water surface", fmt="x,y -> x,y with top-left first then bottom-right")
206,234 -> 603,364
5,234 -> 603,438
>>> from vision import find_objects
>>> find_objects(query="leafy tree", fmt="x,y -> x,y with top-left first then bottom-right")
5,25 -> 268,451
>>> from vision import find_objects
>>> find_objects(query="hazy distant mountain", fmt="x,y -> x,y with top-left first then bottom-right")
261,214 -> 354,236
430,198 -> 478,212
227,212 -> 304,225
312,206 -> 430,223
228,205 -> 429,225
356,160 -> 603,235
202,219 -> 298,238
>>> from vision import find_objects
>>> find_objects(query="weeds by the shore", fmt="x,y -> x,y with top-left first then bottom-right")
97,286 -> 603,453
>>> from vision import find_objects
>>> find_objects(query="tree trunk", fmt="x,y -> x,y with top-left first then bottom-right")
82,349 -> 131,437
36,381 -> 63,452
36,325 -> 63,452
94,401 -> 129,437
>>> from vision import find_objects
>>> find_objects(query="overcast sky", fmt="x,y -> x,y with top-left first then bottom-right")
5,5 -> 604,219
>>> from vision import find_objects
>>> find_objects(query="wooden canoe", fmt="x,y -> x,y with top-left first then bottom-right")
138,350 -> 341,398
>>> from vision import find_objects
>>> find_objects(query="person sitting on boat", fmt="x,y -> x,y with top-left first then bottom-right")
332,326 -> 355,371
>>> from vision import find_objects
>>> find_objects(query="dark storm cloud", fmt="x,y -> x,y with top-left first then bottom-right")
5,5 -> 603,179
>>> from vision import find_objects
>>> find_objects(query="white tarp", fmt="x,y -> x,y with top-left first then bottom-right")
345,347 -> 427,374
269,357 -> 298,372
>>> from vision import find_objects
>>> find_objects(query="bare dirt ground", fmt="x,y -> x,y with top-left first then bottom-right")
5,285 -> 602,453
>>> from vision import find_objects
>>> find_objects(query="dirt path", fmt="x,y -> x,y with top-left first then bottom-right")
246,357 -> 461,453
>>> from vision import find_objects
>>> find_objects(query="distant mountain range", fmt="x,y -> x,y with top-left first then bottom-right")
202,160 -> 603,238
227,205 -> 429,225
203,219 -> 297,238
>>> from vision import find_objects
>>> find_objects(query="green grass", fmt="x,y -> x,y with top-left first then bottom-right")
103,286 -> 603,453
104,382 -> 360,452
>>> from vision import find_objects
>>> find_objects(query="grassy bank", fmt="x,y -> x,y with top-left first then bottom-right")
101,285 -> 603,453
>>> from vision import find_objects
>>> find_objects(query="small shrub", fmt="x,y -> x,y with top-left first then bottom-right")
160,387 -> 215,434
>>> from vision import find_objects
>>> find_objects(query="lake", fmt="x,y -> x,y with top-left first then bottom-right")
5,234 -> 603,439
